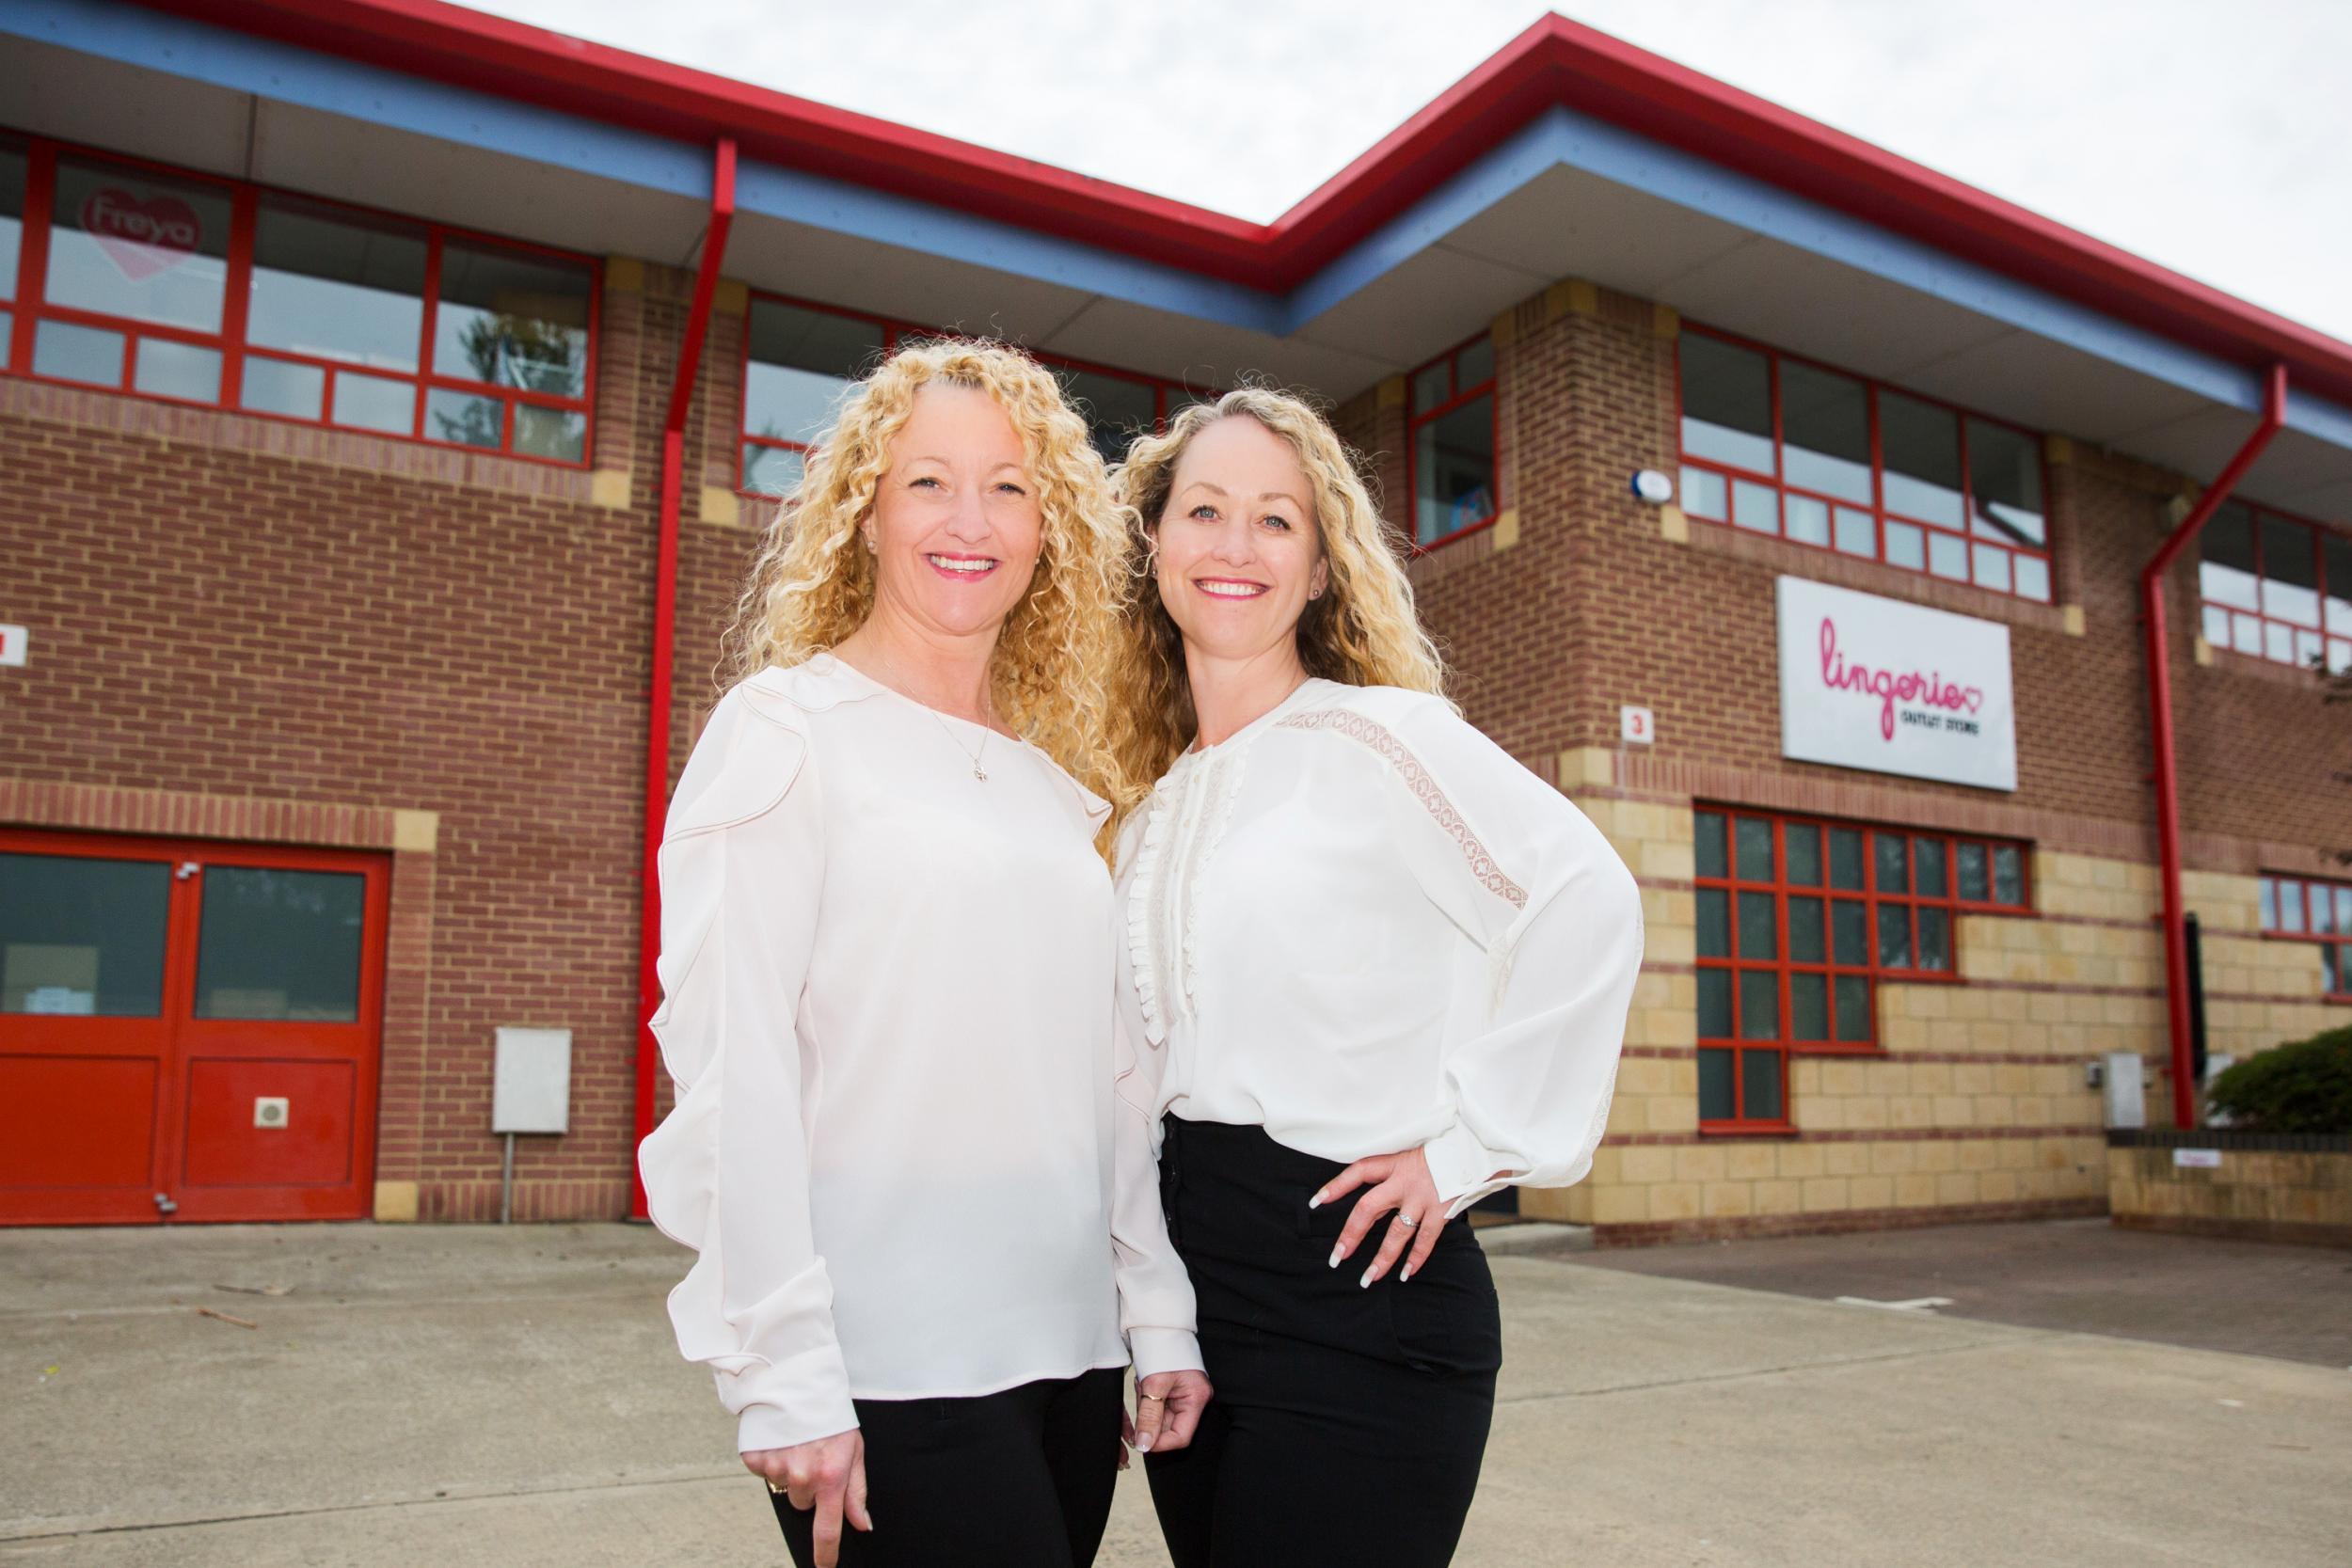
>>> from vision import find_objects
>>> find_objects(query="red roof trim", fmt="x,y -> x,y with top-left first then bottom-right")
131,0 -> 2352,404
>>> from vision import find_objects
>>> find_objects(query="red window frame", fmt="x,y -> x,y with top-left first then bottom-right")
737,291 -> 1211,497
1404,331 -> 1500,552
2198,502 -> 2352,674
2259,874 -> 2352,1001
1694,805 -> 2033,1133
1675,324 -> 2054,603
0,131 -> 599,468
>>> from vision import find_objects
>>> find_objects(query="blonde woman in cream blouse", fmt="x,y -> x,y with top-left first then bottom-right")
641,341 -> 1209,1568
1107,389 -> 1644,1568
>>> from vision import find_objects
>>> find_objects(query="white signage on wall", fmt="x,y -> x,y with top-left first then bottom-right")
1776,577 -> 2017,792
492,1027 -> 573,1135
1620,705 -> 1655,745
0,625 -> 26,668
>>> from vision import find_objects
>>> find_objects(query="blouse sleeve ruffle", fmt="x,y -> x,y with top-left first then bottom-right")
638,673 -> 857,1452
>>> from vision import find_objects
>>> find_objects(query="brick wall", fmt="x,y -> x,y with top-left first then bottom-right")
0,258 -> 724,1223
1370,277 -> 2351,1243
6,241 -> 2344,1237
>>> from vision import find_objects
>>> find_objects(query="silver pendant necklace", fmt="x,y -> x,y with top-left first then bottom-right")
932,713 -> 991,783
846,649 -> 996,782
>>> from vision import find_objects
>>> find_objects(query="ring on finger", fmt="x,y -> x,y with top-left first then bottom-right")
1136,1391 -> 1167,1402
1395,1212 -> 1421,1229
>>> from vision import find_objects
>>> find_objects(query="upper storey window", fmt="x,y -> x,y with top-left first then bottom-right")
739,293 -> 1208,498
2199,502 -> 2352,673
1407,333 -> 1497,547
2,135 -> 596,464
1677,328 -> 2052,602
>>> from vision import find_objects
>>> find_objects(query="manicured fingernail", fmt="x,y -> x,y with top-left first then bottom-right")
1359,1266 -> 1375,1289
1328,1244 -> 1343,1268
1308,1191 -> 1324,1209
1136,1435 -> 1152,1453
1402,1264 -> 1416,1282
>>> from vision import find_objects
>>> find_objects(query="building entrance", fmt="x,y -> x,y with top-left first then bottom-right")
0,831 -> 389,1224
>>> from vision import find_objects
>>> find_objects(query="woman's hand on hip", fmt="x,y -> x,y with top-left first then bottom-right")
744,1428 -> 869,1566
1129,1368 -> 1213,1457
1315,1148 -> 1449,1286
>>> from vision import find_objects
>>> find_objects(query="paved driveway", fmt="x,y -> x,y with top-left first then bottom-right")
1565,1216 -> 2352,1367
5,1221 -> 2346,1566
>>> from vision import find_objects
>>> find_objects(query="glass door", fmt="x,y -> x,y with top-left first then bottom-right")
0,843 -> 183,1222
0,831 -> 388,1224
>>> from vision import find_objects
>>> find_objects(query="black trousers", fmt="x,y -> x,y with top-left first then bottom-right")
1144,1117 -> 1501,1568
771,1367 -> 1124,1568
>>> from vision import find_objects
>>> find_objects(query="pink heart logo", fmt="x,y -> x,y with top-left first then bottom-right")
1959,687 -> 1984,713
81,188 -> 203,284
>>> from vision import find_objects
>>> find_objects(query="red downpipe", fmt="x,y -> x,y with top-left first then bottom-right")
2139,362 -> 2288,1131
633,138 -> 738,1219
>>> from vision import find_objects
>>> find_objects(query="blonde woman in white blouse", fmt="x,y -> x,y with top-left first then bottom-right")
1106,389 -> 1645,1567
641,341 -> 1210,1568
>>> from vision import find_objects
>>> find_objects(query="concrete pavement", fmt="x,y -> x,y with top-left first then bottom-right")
4,1222 -> 2346,1566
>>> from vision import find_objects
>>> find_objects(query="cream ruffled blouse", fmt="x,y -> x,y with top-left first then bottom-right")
1116,679 -> 1645,1214
641,655 -> 1200,1453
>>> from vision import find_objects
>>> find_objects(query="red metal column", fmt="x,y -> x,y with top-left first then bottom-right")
2138,362 -> 2288,1130
633,139 -> 737,1219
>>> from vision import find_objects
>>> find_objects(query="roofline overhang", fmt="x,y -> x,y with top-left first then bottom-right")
102,0 -> 2352,413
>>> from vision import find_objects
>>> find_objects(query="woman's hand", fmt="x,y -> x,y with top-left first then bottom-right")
743,1429 -> 869,1566
1316,1148 -> 1448,1286
1125,1369 -> 1214,1458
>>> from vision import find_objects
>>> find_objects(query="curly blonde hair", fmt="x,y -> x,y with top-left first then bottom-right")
724,338 -> 1139,825
1107,387 -> 1449,800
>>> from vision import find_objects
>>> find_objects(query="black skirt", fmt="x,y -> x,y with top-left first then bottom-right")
1144,1115 -> 1501,1568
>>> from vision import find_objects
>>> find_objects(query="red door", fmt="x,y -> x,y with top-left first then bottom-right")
0,830 -> 389,1224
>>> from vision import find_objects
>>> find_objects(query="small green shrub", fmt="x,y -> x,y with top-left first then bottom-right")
2207,1024 -> 2352,1134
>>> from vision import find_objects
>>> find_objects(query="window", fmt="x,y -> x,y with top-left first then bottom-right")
739,293 -> 1208,498
0,136 -> 24,356
1677,328 -> 2053,601
2200,502 -> 2352,673
1693,807 -> 2031,1131
0,852 -> 169,1016
1407,334 -> 1496,546
1,136 -> 596,464
2259,875 -> 2352,1000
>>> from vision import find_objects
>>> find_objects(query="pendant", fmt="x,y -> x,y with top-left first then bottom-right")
974,766 -> 989,783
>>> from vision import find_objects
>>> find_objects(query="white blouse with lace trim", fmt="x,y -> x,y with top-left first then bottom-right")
1116,679 -> 1645,1216
641,655 -> 1200,1456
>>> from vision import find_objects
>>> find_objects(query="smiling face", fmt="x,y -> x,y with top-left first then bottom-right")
866,382 -> 1045,643
1152,415 -> 1328,667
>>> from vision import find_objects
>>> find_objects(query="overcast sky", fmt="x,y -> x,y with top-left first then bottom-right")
469,0 -> 2352,345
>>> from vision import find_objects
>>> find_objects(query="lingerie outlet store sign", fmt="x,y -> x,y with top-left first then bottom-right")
1775,576 -> 2018,792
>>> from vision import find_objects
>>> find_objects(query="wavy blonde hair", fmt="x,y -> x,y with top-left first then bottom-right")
1107,387 -> 1449,801
724,339 -> 1139,825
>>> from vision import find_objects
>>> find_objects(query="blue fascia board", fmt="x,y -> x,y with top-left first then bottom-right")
3,0 -> 711,197
1277,108 -> 1574,328
14,0 -> 2352,450
729,162 -> 1286,331
4,0 -> 1290,329
1278,103 -> 2352,447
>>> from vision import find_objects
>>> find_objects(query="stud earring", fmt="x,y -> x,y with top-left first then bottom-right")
862,531 -> 876,552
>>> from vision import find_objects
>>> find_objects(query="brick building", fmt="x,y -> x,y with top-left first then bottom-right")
4,2 -> 2347,1242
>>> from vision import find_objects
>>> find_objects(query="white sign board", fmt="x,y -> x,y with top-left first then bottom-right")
492,1027 -> 572,1134
2171,1148 -> 2223,1169
0,625 -> 26,668
1620,705 -> 1655,745
1776,577 -> 2017,791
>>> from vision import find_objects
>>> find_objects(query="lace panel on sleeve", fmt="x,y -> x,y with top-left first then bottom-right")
1276,709 -> 1528,911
